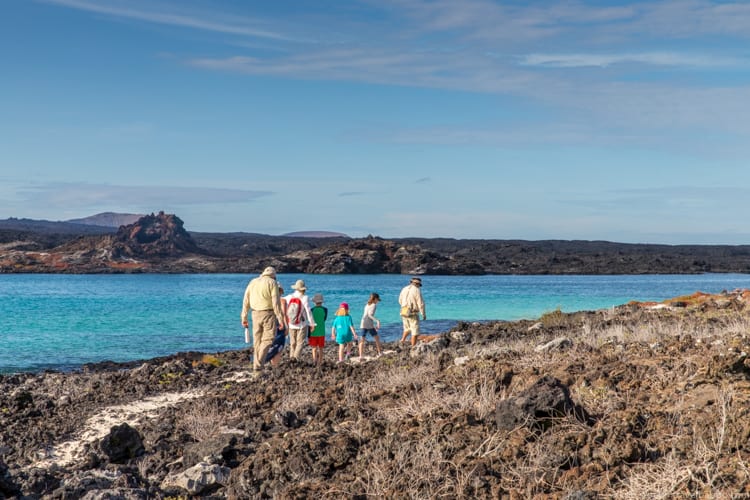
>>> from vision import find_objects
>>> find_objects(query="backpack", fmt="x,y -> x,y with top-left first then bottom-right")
286,296 -> 303,325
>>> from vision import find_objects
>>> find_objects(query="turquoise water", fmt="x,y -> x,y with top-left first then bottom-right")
1,273 -> 749,373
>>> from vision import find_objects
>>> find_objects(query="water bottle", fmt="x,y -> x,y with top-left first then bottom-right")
244,327 -> 250,344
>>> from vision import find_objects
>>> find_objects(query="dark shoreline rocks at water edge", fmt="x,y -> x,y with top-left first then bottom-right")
3,211 -> 750,274
3,290 -> 750,497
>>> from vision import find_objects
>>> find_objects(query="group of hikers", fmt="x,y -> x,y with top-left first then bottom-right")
240,267 -> 427,375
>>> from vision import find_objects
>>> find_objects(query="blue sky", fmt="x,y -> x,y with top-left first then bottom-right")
2,0 -> 750,243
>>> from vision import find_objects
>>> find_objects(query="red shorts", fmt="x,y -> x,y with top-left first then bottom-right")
308,336 -> 325,348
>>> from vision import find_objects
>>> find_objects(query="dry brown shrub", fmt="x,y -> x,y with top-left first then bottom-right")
469,430 -> 510,459
135,453 -> 156,482
441,367 -> 500,420
374,384 -> 444,423
192,354 -> 224,368
613,453 -> 692,500
346,435 -> 472,499
177,398 -> 237,442
723,314 -> 750,336
612,387 -> 746,499
277,387 -> 318,416
496,416 -> 591,496
358,362 -> 436,400
540,307 -> 569,328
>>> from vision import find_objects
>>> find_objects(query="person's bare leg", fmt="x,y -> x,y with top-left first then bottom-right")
374,335 -> 382,355
400,329 -> 409,343
358,338 -> 365,359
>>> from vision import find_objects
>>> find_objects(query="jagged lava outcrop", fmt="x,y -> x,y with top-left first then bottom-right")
274,236 -> 484,275
0,212 -> 215,273
0,216 -> 484,274
6,211 -> 750,274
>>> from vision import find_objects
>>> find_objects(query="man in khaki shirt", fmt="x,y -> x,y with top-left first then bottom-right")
398,276 -> 426,346
241,266 -> 285,373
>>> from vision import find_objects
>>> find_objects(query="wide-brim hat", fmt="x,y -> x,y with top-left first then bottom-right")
312,293 -> 324,304
292,279 -> 307,291
261,266 -> 277,277
410,276 -> 422,286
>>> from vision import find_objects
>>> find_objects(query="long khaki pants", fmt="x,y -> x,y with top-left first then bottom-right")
288,327 -> 308,360
251,309 -> 277,371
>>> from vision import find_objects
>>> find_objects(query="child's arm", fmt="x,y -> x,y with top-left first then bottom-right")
331,326 -> 336,340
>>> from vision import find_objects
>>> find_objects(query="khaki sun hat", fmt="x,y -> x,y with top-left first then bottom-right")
292,279 -> 307,291
261,266 -> 277,277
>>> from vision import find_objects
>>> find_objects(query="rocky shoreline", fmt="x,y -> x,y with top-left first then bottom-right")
3,290 -> 750,498
4,212 -> 750,274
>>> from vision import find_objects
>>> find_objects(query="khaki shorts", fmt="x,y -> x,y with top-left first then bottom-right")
401,315 -> 420,336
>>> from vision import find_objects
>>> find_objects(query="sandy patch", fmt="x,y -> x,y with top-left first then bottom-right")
30,390 -> 203,470
221,370 -> 255,383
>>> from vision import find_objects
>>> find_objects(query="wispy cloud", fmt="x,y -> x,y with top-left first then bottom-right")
382,0 -> 637,43
41,0 -> 293,41
40,0 -> 750,151
187,48 -> 536,95
17,182 -> 273,209
415,177 -> 431,184
619,1 -> 750,39
520,52 -> 746,68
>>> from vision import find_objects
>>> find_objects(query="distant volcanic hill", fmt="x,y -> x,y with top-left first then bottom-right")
67,212 -> 144,228
5,211 -> 750,275
109,211 -> 201,258
0,212 -> 210,273
282,231 -> 350,238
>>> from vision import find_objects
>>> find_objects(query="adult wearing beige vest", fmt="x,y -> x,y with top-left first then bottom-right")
241,266 -> 285,374
398,276 -> 426,346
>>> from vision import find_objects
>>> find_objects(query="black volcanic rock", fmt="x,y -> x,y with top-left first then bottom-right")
280,236 -> 486,275
0,212 -> 214,273
6,212 -> 750,274
99,423 -> 145,463
110,212 -> 200,258
0,459 -> 20,498
5,296 -> 750,498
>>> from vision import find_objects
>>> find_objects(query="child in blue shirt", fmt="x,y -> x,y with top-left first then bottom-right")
331,302 -> 358,363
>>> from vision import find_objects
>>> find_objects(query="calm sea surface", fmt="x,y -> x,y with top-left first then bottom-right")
2,273 -> 749,373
